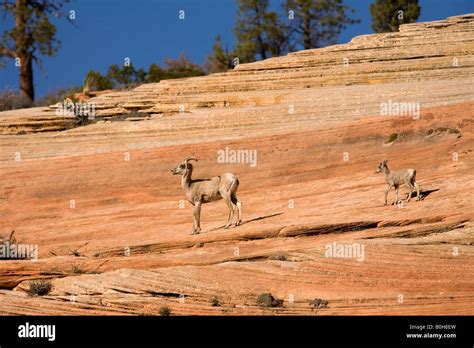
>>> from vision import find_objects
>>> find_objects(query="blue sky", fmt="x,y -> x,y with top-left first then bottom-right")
1,0 -> 472,98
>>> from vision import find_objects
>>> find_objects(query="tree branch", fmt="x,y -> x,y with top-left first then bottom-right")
29,0 -> 62,14
0,0 -> 15,11
32,53 -> 46,75
29,0 -> 78,27
0,43 -> 14,58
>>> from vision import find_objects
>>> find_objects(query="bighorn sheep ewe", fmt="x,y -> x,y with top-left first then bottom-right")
171,156 -> 242,234
375,159 -> 420,205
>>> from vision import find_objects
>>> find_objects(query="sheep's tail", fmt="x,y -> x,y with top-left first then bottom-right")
229,176 -> 239,192
229,176 -> 240,205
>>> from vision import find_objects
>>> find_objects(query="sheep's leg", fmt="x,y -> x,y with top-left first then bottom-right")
236,200 -> 242,226
394,186 -> 399,205
224,197 -> 235,229
384,184 -> 392,206
231,193 -> 242,226
192,201 -> 202,234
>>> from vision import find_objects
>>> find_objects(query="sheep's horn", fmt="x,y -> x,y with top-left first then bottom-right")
184,156 -> 198,168
184,156 -> 198,165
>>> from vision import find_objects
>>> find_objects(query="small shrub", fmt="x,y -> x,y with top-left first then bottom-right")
256,293 -> 283,308
195,242 -> 204,248
0,89 -> 33,111
159,306 -> 171,316
388,133 -> 398,143
270,253 -> 287,261
108,111 -> 149,122
75,113 -> 95,127
71,264 -> 84,274
35,86 -> 82,107
27,279 -> 52,296
211,296 -> 221,307
427,127 -> 462,139
310,298 -> 329,308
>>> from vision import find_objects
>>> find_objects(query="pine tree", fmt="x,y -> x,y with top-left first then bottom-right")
84,70 -> 113,91
146,64 -> 167,83
147,54 -> 205,82
0,0 -> 71,101
370,0 -> 421,33
106,64 -> 138,88
285,0 -> 359,50
204,35 -> 234,74
234,0 -> 289,62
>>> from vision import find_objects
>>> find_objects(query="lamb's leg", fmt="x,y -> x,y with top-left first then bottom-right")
384,184 -> 392,206
224,197 -> 235,229
394,186 -> 399,205
192,201 -> 202,234
406,183 -> 413,202
414,181 -> 420,201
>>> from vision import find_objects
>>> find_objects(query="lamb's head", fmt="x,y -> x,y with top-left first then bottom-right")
375,159 -> 388,173
1,230 -> 15,244
170,156 -> 198,175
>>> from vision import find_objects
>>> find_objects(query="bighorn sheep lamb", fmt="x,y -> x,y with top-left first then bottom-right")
375,159 -> 420,205
0,230 -> 15,244
171,156 -> 242,234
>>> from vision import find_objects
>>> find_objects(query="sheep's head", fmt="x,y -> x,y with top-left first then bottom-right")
170,156 -> 198,175
375,159 -> 388,173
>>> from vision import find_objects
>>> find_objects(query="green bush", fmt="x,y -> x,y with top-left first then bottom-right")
388,133 -> 399,143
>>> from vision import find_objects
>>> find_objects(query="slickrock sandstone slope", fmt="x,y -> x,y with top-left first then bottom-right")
0,15 -> 473,315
